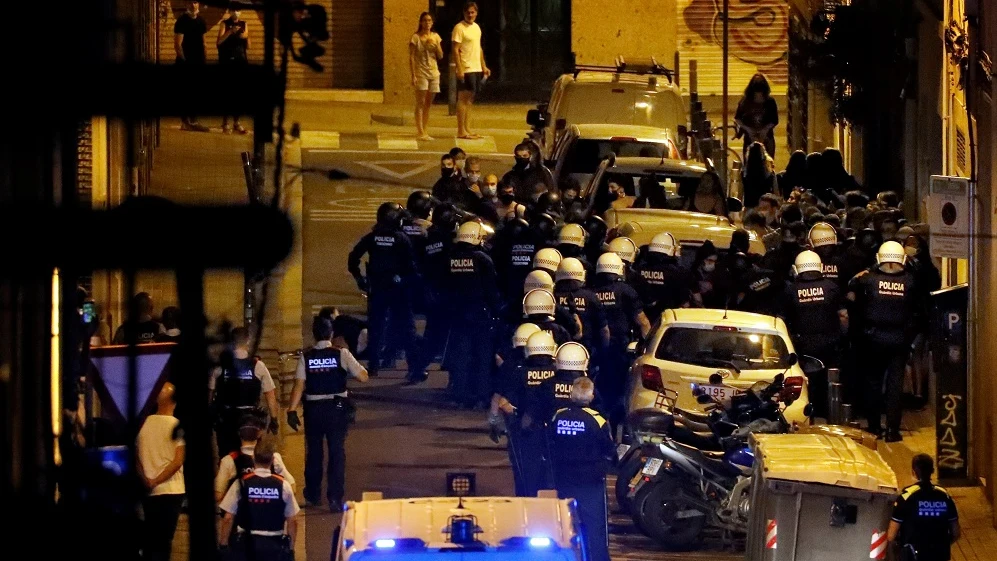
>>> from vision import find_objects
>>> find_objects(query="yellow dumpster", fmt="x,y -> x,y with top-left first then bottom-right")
746,434 -> 899,561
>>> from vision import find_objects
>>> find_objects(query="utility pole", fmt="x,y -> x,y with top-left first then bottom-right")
721,0 -> 730,189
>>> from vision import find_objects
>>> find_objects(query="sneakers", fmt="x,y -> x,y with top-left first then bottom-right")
233,123 -> 248,134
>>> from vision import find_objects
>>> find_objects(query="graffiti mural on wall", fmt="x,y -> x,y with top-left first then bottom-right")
681,0 -> 789,88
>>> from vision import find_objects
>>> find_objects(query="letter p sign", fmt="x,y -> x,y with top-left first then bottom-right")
948,313 -> 960,331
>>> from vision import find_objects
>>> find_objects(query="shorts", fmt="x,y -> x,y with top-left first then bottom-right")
459,71 -> 484,94
415,75 -> 441,93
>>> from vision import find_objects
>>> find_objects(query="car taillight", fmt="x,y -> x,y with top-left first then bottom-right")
641,364 -> 664,392
782,376 -> 805,401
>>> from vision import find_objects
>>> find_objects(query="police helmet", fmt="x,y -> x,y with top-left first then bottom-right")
808,222 -> 838,248
555,257 -> 587,283
523,289 -> 556,317
512,323 -> 542,349
536,191 -> 562,214
505,217 -> 530,239
532,213 -> 558,240
525,330 -> 558,358
555,342 -> 590,371
792,250 -> 823,277
376,202 -> 404,228
433,202 -> 459,231
649,232 -> 680,256
406,190 -> 434,219
584,216 -> 608,244
558,223 -> 587,248
533,248 -> 563,274
457,221 -> 485,245
596,252 -> 626,276
523,270 -> 555,294
608,236 -> 639,263
876,240 -> 907,266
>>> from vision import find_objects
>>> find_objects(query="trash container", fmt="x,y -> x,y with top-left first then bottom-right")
745,434 -> 898,561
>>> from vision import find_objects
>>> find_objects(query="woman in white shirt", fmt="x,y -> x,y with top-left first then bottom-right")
410,12 -> 444,141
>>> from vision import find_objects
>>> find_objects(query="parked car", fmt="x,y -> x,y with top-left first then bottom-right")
548,123 -> 680,188
626,308 -> 813,427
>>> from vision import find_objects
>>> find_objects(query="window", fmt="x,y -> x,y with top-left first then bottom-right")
562,140 -> 667,175
654,327 -> 790,370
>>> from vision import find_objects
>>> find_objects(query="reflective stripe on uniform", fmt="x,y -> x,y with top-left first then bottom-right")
582,407 -> 607,428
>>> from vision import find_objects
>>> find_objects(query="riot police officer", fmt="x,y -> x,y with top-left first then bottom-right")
210,327 -> 280,456
403,190 -> 434,240
508,331 -> 559,496
607,236 -> 641,286
522,289 -> 573,345
420,202 -> 458,363
348,202 -> 428,379
490,217 -> 537,306
554,258 -> 610,353
548,377 -> 615,561
781,250 -> 847,418
218,439 -> 299,560
592,252 -> 651,427
532,247 -> 562,278
888,454 -> 960,561
809,222 -> 845,286
446,221 -> 502,408
542,342 -> 600,419
634,232 -> 691,317
555,223 -> 594,274
285,316 -> 368,510
489,322 -> 542,496
847,241 -> 923,441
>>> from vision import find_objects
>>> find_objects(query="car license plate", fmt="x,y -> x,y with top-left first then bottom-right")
617,444 -> 631,460
700,384 -> 744,401
641,458 -> 663,476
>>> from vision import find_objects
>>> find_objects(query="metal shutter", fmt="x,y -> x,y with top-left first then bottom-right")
677,0 -> 789,95
330,0 -> 384,89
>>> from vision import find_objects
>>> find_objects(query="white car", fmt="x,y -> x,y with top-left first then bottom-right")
547,123 -> 681,188
527,63 -> 686,163
626,308 -> 812,426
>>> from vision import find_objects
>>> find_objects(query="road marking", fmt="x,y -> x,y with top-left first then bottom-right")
306,149 -> 510,158
354,160 -> 439,180
377,133 -> 420,151
454,136 -> 498,153
299,130 -> 340,149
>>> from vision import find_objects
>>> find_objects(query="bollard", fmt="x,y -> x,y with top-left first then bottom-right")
841,403 -> 859,428
827,367 -> 840,385
828,382 -> 843,424
448,62 -> 458,116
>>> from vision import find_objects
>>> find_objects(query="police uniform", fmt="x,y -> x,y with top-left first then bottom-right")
548,405 -> 616,561
782,274 -> 844,417
634,252 -> 691,318
508,355 -> 558,497
848,267 -> 921,435
295,340 -> 366,505
211,354 -> 276,456
593,275 -> 644,423
347,222 -> 428,379
420,222 -> 455,362
814,245 -> 845,287
219,468 -> 299,560
215,444 -> 294,500
891,482 -> 959,561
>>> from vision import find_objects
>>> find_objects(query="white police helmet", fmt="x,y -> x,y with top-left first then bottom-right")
649,232 -> 680,256
596,252 -> 625,276
555,257 -> 586,283
525,330 -> 558,358
555,342 -> 590,371
512,323 -> 542,349
523,269 -> 554,294
533,247 -> 562,274
608,236 -> 638,263
792,250 -> 823,277
456,221 -> 485,245
558,223 -> 587,247
523,289 -> 556,316
808,222 -> 838,248
876,240 -> 907,266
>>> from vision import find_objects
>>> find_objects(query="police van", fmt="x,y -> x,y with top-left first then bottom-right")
332,491 -> 587,561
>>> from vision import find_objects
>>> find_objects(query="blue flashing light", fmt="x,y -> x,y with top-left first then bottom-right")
530,537 -> 552,548
375,539 -> 396,549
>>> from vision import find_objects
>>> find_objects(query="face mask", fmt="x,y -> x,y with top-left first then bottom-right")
702,262 -> 716,273
499,192 -> 516,204
483,184 -> 497,197
468,172 -> 481,183
441,167 -> 453,178
514,156 -> 530,169
455,158 -> 466,170
905,246 -> 918,258
607,191 -> 620,202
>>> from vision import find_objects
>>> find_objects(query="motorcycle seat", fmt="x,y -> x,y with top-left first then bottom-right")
670,424 -> 723,452
670,439 -> 743,477
673,407 -> 712,424
627,408 -> 675,434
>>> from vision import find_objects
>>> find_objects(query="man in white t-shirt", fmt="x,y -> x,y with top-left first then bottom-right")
136,382 -> 186,561
452,1 -> 490,139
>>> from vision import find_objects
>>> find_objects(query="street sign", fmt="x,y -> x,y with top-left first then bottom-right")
927,175 -> 970,258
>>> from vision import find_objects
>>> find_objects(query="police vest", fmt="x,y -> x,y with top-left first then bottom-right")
547,371 -> 583,416
860,269 -> 917,344
509,242 -> 536,269
787,277 -> 841,349
228,451 -> 275,488
303,347 -> 348,396
218,357 -> 262,409
236,473 -> 287,533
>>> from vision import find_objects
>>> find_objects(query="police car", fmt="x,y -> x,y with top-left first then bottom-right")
332,491 -> 586,561
626,308 -> 812,426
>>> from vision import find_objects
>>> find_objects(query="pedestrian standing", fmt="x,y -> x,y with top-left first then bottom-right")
452,1 -> 490,139
734,73 -> 778,160
217,5 -> 250,134
286,316 -> 368,511
410,12 -> 443,141
173,1 -> 209,132
888,454 -> 960,561
548,377 -> 615,561
136,383 -> 186,561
